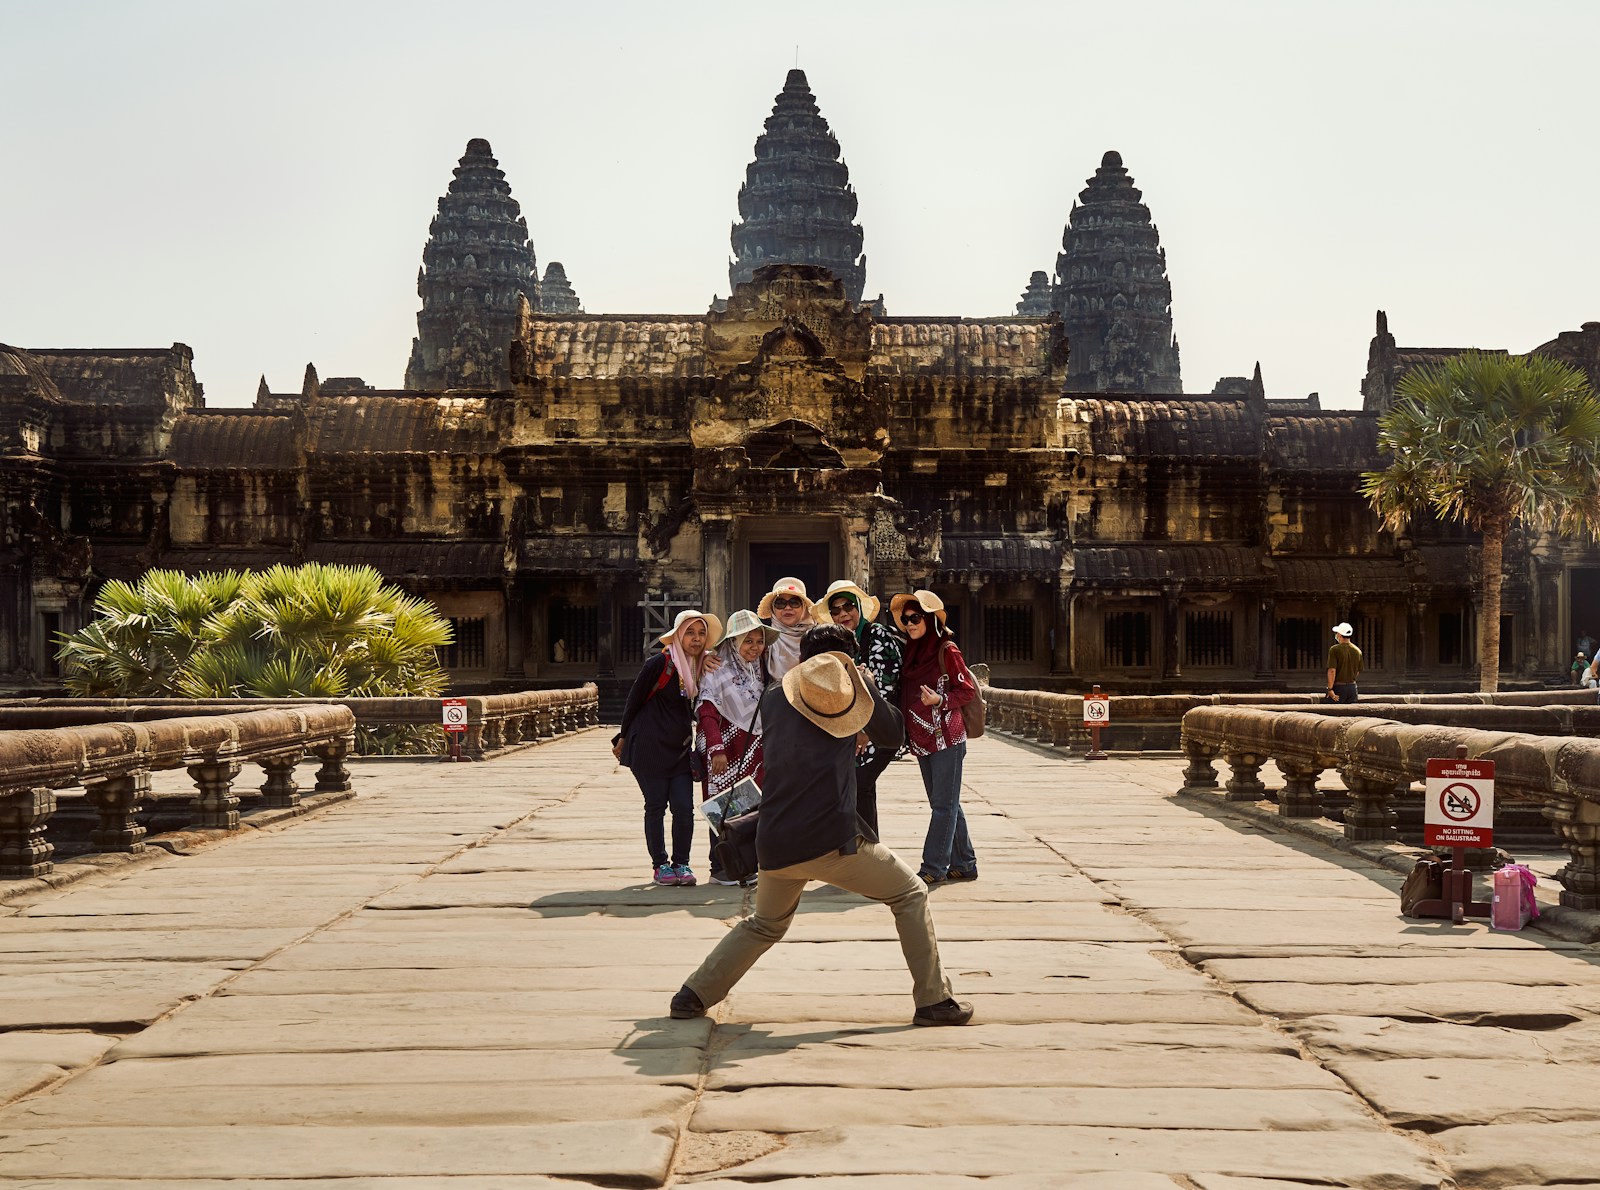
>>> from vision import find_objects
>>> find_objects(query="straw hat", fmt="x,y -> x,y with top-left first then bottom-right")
658,608 -> 724,648
1332,622 -> 1353,639
781,651 -> 875,738
889,589 -> 948,627
812,579 -> 880,625
757,577 -> 814,619
723,608 -> 779,647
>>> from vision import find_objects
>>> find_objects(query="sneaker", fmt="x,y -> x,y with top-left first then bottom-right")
673,864 -> 697,887
913,997 -> 975,1027
653,864 -> 679,886
709,874 -> 743,886
669,984 -> 706,1019
946,867 -> 979,883
917,868 -> 947,886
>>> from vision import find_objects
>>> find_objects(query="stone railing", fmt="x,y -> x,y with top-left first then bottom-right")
1178,705 -> 1600,910
0,685 -> 600,762
983,687 -> 1599,753
0,706 -> 356,880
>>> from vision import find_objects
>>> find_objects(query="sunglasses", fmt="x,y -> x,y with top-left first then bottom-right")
772,596 -> 804,610
828,602 -> 855,615
900,611 -> 925,625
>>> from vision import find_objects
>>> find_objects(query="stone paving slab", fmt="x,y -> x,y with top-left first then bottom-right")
1326,1057 -> 1600,1128
1234,980 -> 1600,1022
1203,953 -> 1600,985
1436,1121 -> 1600,1187
1285,1013 -> 1600,1062
0,1181 -> 605,1190
686,1178 -> 1174,1189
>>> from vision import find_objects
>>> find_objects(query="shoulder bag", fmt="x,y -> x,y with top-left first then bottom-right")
938,643 -> 986,739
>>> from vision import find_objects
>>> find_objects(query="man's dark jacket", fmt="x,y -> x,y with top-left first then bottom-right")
756,676 -> 903,870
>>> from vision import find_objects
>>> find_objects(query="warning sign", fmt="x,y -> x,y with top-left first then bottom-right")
1083,696 -> 1110,724
441,698 -> 469,734
1424,758 -> 1494,847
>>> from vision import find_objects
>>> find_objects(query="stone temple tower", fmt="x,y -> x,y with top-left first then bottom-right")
405,138 -> 537,390
1052,151 -> 1182,393
730,69 -> 867,306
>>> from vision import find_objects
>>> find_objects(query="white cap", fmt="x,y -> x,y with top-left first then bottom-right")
1332,622 -> 1353,638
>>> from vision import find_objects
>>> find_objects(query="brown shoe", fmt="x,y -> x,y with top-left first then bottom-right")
913,998 -> 974,1027
669,985 -> 706,1019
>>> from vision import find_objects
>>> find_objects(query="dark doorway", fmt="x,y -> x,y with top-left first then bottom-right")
1573,568 -> 1600,655
748,542 -> 829,610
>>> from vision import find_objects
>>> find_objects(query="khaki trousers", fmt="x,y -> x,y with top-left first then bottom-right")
684,837 -> 953,1010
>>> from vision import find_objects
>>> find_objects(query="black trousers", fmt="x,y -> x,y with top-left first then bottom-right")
855,748 -> 897,837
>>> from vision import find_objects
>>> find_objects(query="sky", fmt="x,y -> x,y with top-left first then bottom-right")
3,0 -> 1596,410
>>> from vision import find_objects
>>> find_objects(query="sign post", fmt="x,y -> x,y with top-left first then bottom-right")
1083,685 -> 1110,761
1416,744 -> 1494,923
441,698 -> 468,763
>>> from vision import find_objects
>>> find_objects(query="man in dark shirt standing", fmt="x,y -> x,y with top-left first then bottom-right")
1327,621 -> 1363,703
669,624 -> 973,1027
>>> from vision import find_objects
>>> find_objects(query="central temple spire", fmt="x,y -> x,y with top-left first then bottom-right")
729,69 -> 867,305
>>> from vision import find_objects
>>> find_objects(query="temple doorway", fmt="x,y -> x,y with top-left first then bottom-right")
1572,567 -> 1600,655
747,542 -> 829,609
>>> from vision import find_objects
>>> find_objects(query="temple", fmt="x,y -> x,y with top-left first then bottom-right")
4,72 -> 1599,706
1052,151 -> 1183,393
404,138 -> 538,390
728,69 -> 867,305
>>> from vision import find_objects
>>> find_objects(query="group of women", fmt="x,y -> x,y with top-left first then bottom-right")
612,576 -> 981,889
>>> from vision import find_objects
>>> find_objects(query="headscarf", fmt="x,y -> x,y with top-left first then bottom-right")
666,617 -> 710,701
766,622 -> 807,682
899,605 -> 949,704
696,633 -> 766,735
830,591 -> 870,644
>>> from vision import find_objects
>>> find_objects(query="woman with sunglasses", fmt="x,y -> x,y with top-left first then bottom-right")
815,579 -> 903,835
890,590 -> 979,885
613,609 -> 723,887
757,577 -> 814,682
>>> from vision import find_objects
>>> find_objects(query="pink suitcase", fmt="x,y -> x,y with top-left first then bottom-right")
1491,864 -> 1538,931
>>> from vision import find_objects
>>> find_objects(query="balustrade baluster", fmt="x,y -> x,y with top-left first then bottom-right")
258,750 -> 303,809
188,756 -> 244,830
84,769 -> 150,851
0,787 -> 56,878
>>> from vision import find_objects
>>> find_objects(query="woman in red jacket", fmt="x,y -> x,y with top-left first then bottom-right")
891,590 -> 979,885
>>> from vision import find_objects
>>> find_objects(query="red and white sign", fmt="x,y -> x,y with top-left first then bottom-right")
1424,757 -> 1495,847
1083,695 -> 1110,725
441,698 -> 469,734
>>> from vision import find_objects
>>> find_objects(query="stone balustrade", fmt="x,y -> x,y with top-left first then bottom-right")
983,686 -> 1599,753
0,685 -> 600,761
1178,705 -> 1600,911
0,706 -> 356,880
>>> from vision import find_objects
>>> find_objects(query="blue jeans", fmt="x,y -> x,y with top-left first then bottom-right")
917,743 -> 976,878
1332,682 -> 1359,704
634,770 -> 695,868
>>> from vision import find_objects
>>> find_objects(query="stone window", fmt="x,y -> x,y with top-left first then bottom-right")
549,601 -> 598,665
444,617 -> 486,671
1276,616 -> 1323,671
983,603 -> 1034,663
1184,610 -> 1234,667
1354,614 -> 1384,669
1102,610 -> 1152,668
619,603 -> 646,665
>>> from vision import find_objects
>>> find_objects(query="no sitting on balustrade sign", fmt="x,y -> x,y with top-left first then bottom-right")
1424,758 -> 1495,848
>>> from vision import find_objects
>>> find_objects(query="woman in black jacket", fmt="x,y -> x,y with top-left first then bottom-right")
612,609 -> 723,887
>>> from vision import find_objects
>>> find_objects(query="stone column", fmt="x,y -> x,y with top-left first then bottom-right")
966,577 -> 986,666
1276,760 -> 1325,819
1343,773 -> 1400,842
1546,796 -> 1600,910
1180,739 -> 1219,792
312,735 -> 353,795
504,580 -> 525,678
258,751 -> 303,810
596,576 -> 616,679
1223,750 -> 1267,801
187,757 -> 244,830
1254,598 -> 1275,681
702,518 -> 732,624
1058,588 -> 1078,675
1404,601 -> 1427,685
84,770 -> 150,852
0,786 -> 56,878
1162,592 -> 1181,681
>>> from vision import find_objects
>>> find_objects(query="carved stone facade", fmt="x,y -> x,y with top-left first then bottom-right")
4,74 -> 1598,701
1051,151 -> 1183,394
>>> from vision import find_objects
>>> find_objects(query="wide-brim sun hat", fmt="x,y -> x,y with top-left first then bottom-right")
723,608 -> 779,647
812,579 -> 880,625
890,589 -> 948,627
757,577 -> 813,620
781,650 -> 875,738
1332,622 -> 1354,638
659,608 -> 724,648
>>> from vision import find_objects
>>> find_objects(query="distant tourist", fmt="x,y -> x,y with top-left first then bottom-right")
758,577 -> 814,682
1327,621 -> 1363,703
613,609 -> 723,887
1574,651 -> 1591,687
1579,628 -> 1597,659
668,623 -> 973,1028
695,608 -> 776,884
892,590 -> 980,885
816,579 -> 903,835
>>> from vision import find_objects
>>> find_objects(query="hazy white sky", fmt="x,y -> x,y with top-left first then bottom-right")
4,0 -> 1596,410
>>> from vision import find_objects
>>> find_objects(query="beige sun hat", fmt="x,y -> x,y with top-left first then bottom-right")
781,650 -> 875,738
658,608 -> 724,648
811,579 -> 881,625
889,589 -> 948,627
723,608 -> 779,647
757,577 -> 813,619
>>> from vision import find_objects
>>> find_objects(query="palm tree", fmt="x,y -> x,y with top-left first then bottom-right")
58,564 -> 453,698
1361,351 -> 1600,692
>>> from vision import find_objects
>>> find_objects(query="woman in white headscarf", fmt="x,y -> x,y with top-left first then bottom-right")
757,577 -> 814,682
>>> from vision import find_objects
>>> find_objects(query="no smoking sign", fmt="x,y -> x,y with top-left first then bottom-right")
1424,758 -> 1495,847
